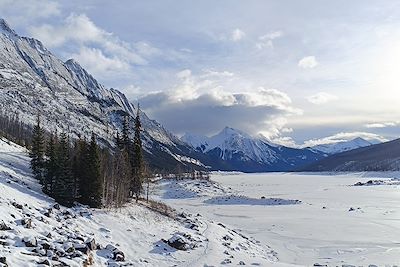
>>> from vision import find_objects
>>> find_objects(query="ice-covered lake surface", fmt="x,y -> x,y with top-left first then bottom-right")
155,172 -> 400,266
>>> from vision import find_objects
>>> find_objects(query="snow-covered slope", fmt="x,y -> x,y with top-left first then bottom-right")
0,18 -> 202,171
182,127 -> 324,172
310,137 -> 378,155
0,137 -> 280,266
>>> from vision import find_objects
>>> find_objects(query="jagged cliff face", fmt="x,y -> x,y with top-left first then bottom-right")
0,19 -> 203,171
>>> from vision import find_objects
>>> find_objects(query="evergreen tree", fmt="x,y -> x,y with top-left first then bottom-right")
73,138 -> 87,202
53,133 -> 75,207
86,133 -> 103,208
115,131 -> 123,150
29,114 -> 45,183
121,114 -> 131,149
43,133 -> 56,195
132,106 -> 144,202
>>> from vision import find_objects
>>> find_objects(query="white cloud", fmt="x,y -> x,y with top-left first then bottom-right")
256,31 -> 283,49
140,69 -> 299,137
298,56 -> 318,69
365,122 -> 397,128
0,0 -> 60,25
303,132 -> 388,147
30,13 -> 149,66
30,13 -> 105,47
70,46 -> 130,77
231,28 -> 245,42
306,92 -> 338,105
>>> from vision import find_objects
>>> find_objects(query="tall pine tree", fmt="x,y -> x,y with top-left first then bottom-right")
132,106 -> 144,202
30,114 -> 45,183
53,133 -> 75,207
73,138 -> 87,202
43,133 -> 56,195
86,133 -> 103,208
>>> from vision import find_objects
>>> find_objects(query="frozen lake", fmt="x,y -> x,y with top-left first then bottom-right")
156,173 -> 400,266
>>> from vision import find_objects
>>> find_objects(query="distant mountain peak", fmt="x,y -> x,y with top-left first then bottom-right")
182,126 -> 323,171
311,136 -> 377,155
218,126 -> 249,138
0,18 -> 17,37
65,58 -> 81,67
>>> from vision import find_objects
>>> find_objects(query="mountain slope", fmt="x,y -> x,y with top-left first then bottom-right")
0,137 -> 278,266
182,127 -> 324,172
310,137 -> 378,155
0,18 -> 203,171
301,138 -> 400,171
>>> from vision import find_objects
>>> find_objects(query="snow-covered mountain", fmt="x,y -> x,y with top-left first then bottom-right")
0,18 -> 203,171
302,138 -> 400,172
310,137 -> 379,155
182,127 -> 324,172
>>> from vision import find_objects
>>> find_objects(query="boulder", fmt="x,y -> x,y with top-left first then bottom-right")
0,221 -> 11,231
86,238 -> 96,251
105,244 -> 125,261
164,234 -> 189,251
23,236 -> 37,247
75,243 -> 90,254
22,218 -> 32,229
37,259 -> 50,266
11,202 -> 23,209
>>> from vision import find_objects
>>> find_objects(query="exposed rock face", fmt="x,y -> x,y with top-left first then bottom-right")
0,18 -> 204,171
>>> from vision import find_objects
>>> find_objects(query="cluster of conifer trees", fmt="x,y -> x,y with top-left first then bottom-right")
29,109 -> 146,208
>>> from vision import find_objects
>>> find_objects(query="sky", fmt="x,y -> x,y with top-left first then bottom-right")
1,0 -> 400,147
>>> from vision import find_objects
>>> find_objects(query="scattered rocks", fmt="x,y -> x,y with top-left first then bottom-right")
53,204 -> 60,210
0,257 -> 6,265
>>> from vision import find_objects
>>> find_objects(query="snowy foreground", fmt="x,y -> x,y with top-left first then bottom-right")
154,173 -> 400,266
1,138 -> 400,266
0,138 -> 276,266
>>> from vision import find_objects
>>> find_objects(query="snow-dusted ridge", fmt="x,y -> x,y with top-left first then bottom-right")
310,137 -> 379,155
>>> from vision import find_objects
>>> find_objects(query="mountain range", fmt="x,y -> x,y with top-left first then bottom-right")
309,137 -> 380,155
0,18 -> 383,173
301,138 -> 400,172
